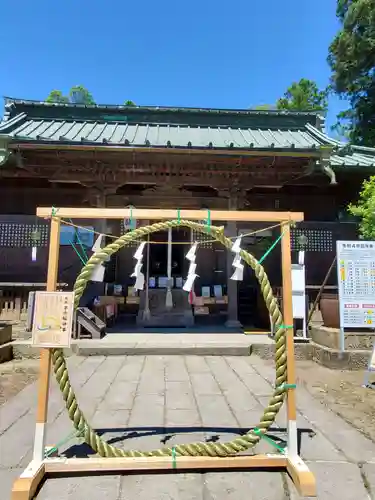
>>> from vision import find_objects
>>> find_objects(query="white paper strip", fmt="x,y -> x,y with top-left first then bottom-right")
188,262 -> 197,275
230,266 -> 244,281
134,242 -> 146,261
134,272 -> 145,290
131,262 -> 143,277
182,273 -> 198,292
91,264 -> 105,282
31,247 -> 37,262
92,234 -> 104,253
232,253 -> 242,268
231,236 -> 242,253
298,251 -> 305,266
185,243 -> 197,262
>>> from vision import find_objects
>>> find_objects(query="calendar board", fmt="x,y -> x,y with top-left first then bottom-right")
32,292 -> 74,348
337,241 -> 375,328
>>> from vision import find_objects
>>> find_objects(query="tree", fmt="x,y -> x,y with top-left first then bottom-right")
348,175 -> 375,240
124,100 -> 136,106
253,104 -> 275,110
46,86 -> 95,105
277,78 -> 328,113
46,90 -> 69,104
69,85 -> 95,105
328,0 -> 375,146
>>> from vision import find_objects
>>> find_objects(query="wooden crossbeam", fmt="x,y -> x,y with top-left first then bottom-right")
12,455 -> 316,498
36,207 -> 304,222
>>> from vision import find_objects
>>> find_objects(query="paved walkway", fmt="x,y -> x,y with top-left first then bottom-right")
1,354 -> 374,499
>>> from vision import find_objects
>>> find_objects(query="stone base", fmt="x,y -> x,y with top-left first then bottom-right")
310,341 -> 370,370
310,325 -> 375,351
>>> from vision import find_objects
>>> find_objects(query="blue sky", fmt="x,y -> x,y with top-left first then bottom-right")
0,0 -> 346,133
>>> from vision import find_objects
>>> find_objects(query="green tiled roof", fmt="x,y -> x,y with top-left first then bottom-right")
0,98 -> 374,169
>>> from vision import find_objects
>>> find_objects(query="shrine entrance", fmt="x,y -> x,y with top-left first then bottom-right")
138,226 -> 193,328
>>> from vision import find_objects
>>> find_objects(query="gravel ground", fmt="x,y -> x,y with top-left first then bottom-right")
0,359 -> 40,406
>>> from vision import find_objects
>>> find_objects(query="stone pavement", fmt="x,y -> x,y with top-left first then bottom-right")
0,354 -> 374,499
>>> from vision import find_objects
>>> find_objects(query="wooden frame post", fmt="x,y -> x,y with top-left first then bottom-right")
12,216 -> 61,500
12,208 -> 316,499
280,222 -> 298,456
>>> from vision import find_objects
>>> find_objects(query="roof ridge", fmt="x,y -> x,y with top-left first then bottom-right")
3,96 -> 322,117
0,112 -> 27,133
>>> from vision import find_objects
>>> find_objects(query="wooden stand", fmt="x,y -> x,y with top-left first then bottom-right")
12,208 -> 316,499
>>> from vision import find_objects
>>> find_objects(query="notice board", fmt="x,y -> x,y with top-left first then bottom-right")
337,241 -> 375,328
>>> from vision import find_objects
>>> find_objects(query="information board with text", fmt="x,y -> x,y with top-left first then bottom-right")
32,292 -> 74,348
337,241 -> 375,328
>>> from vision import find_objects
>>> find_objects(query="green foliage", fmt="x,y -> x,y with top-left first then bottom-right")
46,90 -> 69,104
348,175 -> 375,240
277,78 -> 328,112
46,86 -> 95,105
124,100 -> 136,106
69,85 -> 95,105
328,0 -> 375,146
253,104 -> 275,110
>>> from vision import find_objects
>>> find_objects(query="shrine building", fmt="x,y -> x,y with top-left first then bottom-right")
0,97 -> 374,331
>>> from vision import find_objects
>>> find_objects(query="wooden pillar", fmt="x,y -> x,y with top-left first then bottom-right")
33,216 -> 61,461
220,187 -> 245,329
280,221 -> 298,457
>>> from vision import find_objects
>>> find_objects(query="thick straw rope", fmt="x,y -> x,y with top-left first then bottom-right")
51,220 -> 288,457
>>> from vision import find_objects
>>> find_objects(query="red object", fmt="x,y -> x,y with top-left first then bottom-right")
188,289 -> 195,305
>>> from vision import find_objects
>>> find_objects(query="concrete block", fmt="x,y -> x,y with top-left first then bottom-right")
185,356 -> 211,373
119,473 -> 204,500
101,382 -> 138,409
190,373 -> 221,395
288,461 -> 369,500
203,471 -> 285,500
311,342 -> 370,370
0,467 -> 23,500
195,395 -> 238,427
362,463 -> 375,500
128,395 -> 164,426
38,475 -> 121,500
165,408 -> 201,427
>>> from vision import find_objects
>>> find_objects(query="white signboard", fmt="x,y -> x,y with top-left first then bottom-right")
32,292 -> 74,348
337,241 -> 375,328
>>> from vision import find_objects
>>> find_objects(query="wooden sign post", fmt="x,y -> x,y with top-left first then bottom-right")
12,208 -> 316,499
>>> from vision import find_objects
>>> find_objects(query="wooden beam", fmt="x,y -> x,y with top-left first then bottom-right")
287,456 -> 317,497
11,461 -> 45,500
36,207 -> 304,222
44,454 -> 287,473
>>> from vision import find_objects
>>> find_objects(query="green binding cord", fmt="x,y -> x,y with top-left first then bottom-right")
177,209 -> 181,224
253,428 -> 285,453
206,209 -> 211,233
172,447 -> 177,469
278,383 -> 296,390
70,219 -> 88,261
69,240 -> 87,266
279,325 -> 293,329
44,428 -> 84,458
51,206 -> 58,217
258,225 -> 289,264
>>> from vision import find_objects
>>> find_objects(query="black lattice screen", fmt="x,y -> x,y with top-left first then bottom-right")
291,227 -> 333,252
0,222 -> 49,248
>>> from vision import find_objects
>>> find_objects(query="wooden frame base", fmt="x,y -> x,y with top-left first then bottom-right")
11,454 -> 316,499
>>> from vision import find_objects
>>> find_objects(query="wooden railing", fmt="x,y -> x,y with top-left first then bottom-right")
0,289 -> 28,321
